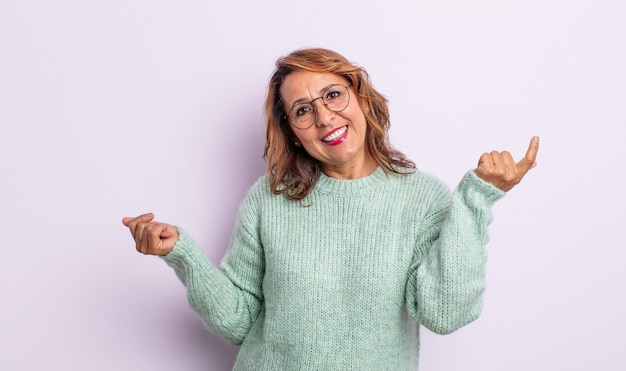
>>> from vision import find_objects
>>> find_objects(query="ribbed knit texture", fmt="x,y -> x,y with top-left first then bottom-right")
163,168 -> 504,370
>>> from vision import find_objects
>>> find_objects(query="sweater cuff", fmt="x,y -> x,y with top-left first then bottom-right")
161,227 -> 206,271
458,170 -> 506,207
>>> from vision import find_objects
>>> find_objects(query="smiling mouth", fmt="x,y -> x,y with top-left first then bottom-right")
322,126 -> 348,142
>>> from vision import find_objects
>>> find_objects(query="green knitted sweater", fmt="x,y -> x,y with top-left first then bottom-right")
163,167 -> 504,370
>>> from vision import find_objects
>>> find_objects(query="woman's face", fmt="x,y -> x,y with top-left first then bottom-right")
280,71 -> 376,179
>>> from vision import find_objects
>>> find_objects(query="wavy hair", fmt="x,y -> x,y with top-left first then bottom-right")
263,48 -> 415,201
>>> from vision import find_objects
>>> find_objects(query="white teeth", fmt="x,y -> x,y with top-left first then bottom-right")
322,126 -> 347,142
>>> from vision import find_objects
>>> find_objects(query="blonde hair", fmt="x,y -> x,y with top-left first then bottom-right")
263,48 -> 415,201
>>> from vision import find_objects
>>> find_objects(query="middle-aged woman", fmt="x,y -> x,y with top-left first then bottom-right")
123,48 -> 539,370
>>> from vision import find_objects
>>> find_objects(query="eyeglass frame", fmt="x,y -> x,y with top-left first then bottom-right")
283,84 -> 352,130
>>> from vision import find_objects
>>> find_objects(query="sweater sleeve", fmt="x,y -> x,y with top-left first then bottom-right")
161,189 -> 265,345
406,170 -> 505,335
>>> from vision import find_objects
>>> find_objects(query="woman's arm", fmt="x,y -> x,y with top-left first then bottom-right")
406,137 -> 539,334
408,171 -> 504,334
121,187 -> 265,345
162,222 -> 264,345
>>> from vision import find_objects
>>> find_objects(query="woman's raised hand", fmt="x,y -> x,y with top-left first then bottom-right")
474,136 -> 540,192
121,213 -> 179,256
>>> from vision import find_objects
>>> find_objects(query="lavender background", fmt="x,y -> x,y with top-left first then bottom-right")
1,0 -> 624,370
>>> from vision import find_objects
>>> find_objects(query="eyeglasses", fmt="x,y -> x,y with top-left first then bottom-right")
285,84 -> 351,129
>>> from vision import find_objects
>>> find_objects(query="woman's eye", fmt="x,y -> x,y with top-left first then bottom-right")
326,90 -> 341,100
296,105 -> 312,117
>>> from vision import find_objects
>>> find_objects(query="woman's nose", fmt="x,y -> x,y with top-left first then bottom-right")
314,102 -> 335,127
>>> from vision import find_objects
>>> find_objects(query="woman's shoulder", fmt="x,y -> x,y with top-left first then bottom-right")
242,173 -> 292,206
389,167 -> 450,193
244,173 -> 273,200
384,168 -> 452,213
233,174 -> 273,222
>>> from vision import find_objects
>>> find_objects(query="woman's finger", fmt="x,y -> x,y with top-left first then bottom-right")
477,152 -> 493,170
490,151 -> 504,170
122,213 -> 154,239
122,213 -> 154,228
516,136 -> 540,176
501,151 -> 516,168
136,222 -> 149,253
148,223 -> 172,255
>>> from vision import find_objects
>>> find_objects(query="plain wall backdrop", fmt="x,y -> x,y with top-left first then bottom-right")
1,0 -> 624,370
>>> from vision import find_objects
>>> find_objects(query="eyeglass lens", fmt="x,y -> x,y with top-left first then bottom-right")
288,84 -> 350,129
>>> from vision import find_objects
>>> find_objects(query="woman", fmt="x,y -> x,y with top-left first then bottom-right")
123,48 -> 539,370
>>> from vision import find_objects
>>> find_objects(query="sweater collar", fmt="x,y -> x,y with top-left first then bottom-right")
314,167 -> 388,195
